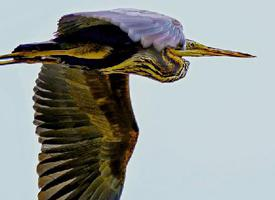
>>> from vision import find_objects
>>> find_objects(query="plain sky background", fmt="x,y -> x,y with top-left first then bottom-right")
0,1 -> 274,200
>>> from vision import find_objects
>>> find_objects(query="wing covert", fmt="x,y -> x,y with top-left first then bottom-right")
57,8 -> 185,51
34,64 -> 138,200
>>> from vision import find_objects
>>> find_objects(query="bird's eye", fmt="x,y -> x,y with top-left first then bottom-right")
188,43 -> 195,48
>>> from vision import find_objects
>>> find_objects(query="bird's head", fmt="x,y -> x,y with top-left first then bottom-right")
139,39 -> 254,82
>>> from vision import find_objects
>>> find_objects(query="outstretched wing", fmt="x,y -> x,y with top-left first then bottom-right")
34,64 -> 138,200
57,8 -> 185,51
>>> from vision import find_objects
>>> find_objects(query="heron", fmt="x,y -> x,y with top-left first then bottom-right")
0,8 -> 254,200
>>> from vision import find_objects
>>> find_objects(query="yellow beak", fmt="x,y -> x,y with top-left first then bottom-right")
172,43 -> 255,58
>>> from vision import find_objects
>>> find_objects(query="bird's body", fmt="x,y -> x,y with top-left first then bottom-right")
0,8 -> 253,200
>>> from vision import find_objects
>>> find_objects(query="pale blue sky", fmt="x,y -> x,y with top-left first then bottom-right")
0,1 -> 274,200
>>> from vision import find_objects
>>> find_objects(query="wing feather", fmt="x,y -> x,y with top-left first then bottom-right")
34,64 -> 138,200
57,8 -> 185,51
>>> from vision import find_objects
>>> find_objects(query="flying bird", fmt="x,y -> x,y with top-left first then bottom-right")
0,8 -> 254,200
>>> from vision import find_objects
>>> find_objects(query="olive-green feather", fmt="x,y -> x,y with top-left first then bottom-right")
34,64 -> 138,200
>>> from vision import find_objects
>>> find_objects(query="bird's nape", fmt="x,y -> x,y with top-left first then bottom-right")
171,39 -> 255,58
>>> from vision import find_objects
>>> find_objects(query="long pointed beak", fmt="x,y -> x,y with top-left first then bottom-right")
172,45 -> 255,58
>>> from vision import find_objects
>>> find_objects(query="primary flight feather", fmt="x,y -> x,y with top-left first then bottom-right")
0,8 -> 254,200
